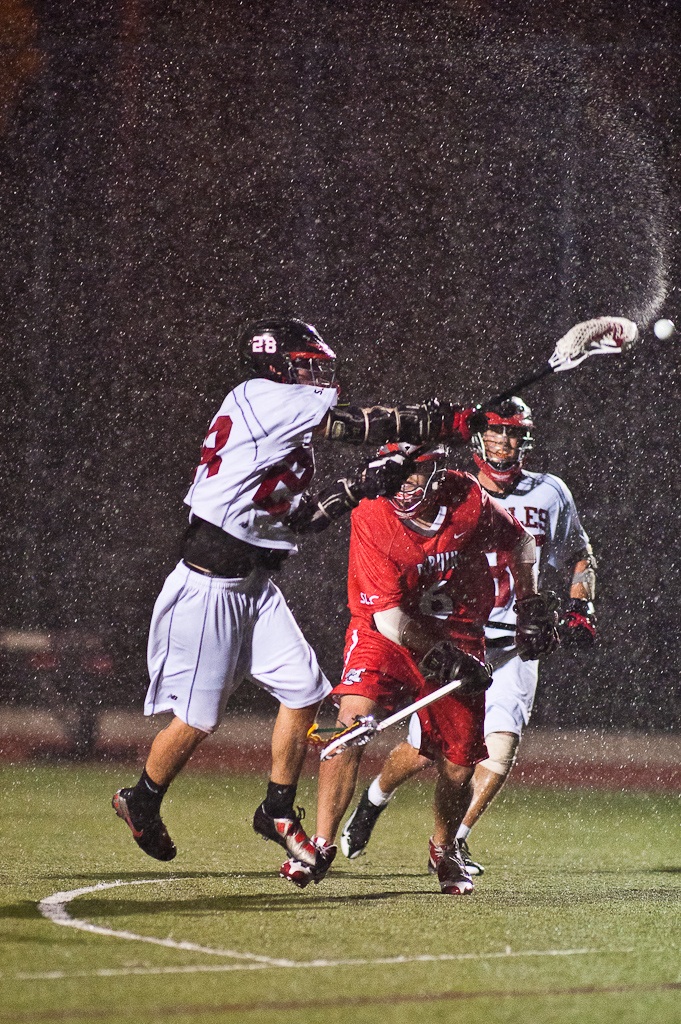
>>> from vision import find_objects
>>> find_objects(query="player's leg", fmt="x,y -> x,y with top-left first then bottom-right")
454,654 -> 538,873
316,694 -> 379,842
113,565 -> 249,861
280,693 -> 378,887
247,576 -> 332,869
420,684 -> 486,894
145,716 -> 209,784
270,702 -> 321,785
460,732 -> 519,829
432,757 -> 475,846
112,716 -> 208,862
340,722 -> 432,859
431,755 -> 475,895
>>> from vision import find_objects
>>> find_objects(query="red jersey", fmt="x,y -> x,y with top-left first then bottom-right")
347,471 -> 525,646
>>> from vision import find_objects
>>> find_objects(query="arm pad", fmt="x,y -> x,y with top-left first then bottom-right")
324,400 -> 485,446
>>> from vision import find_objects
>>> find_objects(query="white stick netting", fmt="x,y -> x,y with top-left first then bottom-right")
549,317 -> 639,372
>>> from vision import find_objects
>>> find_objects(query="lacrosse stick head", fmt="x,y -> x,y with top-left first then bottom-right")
319,715 -> 379,761
549,317 -> 638,372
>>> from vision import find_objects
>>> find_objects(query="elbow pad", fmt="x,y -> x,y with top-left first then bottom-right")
373,607 -> 412,645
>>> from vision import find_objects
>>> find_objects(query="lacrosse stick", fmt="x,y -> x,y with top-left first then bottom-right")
489,316 -> 638,404
318,677 -> 466,761
317,634 -> 563,760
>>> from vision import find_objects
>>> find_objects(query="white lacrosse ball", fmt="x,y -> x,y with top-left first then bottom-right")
653,319 -> 675,339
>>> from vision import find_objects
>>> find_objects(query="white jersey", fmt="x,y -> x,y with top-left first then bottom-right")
485,471 -> 590,639
184,378 -> 337,550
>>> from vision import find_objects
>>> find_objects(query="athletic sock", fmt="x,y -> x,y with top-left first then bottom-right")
263,782 -> 297,818
367,777 -> 393,807
456,824 -> 471,842
130,768 -> 167,819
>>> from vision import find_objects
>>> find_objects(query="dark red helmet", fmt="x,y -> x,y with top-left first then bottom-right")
378,443 -> 449,520
471,396 -> 534,486
239,317 -> 337,387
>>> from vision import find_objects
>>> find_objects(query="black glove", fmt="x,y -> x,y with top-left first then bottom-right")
514,592 -> 560,662
284,450 -> 410,534
559,598 -> 597,647
350,450 -> 410,500
419,640 -> 492,695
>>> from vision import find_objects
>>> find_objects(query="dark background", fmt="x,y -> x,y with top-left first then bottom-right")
0,0 -> 679,730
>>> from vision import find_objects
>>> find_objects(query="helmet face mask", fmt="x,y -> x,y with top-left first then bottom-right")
471,396 -> 533,486
378,443 -> 449,520
239,317 -> 338,387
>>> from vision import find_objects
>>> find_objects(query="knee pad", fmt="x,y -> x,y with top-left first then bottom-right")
480,732 -> 519,776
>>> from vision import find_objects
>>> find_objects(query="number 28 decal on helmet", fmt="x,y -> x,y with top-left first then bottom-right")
471,396 -> 534,486
238,316 -> 338,388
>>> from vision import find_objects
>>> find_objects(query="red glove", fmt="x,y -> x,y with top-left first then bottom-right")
451,407 -> 488,444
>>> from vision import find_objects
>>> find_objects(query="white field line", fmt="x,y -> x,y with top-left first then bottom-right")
24,877 -> 641,982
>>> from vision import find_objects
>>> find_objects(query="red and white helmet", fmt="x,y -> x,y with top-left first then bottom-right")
471,396 -> 534,486
378,443 -> 449,519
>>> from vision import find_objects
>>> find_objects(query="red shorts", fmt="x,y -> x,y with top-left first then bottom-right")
332,621 -> 487,767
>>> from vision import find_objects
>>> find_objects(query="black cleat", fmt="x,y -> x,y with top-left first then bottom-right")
340,788 -> 389,859
112,788 -> 177,862
253,803 -> 317,867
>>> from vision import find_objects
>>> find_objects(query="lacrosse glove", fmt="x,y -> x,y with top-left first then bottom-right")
559,598 -> 597,647
285,451 -> 410,534
514,592 -> 560,662
451,406 -> 488,443
419,640 -> 492,695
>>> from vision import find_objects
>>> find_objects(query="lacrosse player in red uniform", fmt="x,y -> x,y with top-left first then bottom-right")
341,397 -> 596,877
279,443 -> 559,894
111,316 -> 485,876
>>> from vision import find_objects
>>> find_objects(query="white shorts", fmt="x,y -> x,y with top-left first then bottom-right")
483,650 -> 538,737
145,562 -> 331,733
407,649 -> 539,750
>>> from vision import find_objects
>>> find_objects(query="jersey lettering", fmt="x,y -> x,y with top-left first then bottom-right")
360,593 -> 380,605
342,668 -> 365,685
197,415 -> 233,479
252,446 -> 315,516
416,549 -> 460,577
524,506 -> 549,531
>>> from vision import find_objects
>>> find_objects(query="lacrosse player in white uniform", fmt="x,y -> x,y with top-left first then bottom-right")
112,316 -> 486,873
341,396 -> 597,875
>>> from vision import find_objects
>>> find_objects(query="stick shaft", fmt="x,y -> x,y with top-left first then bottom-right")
374,677 -> 463,733
487,363 -> 553,404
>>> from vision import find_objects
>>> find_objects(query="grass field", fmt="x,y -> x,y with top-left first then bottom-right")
1,762 -> 680,1024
